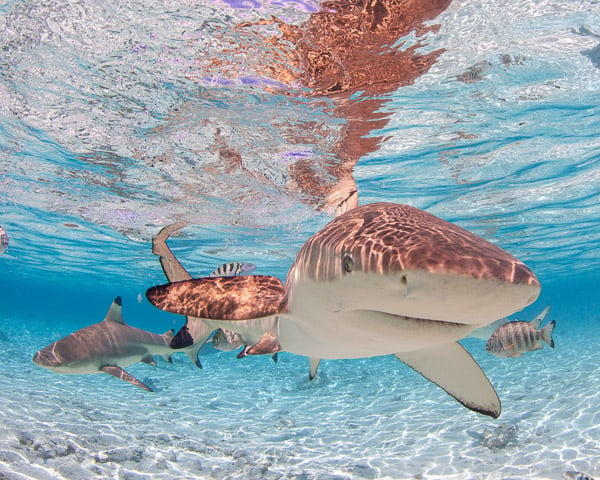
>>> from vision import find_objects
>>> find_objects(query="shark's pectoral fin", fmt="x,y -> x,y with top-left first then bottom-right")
100,366 -> 153,392
146,276 -> 287,320
395,343 -> 501,419
309,358 -> 321,380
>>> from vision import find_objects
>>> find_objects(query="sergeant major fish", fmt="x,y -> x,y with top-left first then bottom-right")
486,317 -> 556,358
209,261 -> 256,277
469,305 -> 550,341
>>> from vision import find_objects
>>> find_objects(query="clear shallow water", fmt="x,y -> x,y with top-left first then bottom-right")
0,0 -> 599,479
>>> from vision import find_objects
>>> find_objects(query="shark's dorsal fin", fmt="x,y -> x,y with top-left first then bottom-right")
104,297 -> 126,325
146,276 -> 287,320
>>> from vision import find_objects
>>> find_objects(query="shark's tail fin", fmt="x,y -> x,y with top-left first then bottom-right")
170,321 -> 216,369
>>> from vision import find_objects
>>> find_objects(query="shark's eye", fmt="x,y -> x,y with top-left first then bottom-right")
342,252 -> 354,273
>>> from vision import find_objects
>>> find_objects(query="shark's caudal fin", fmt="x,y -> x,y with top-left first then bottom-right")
146,276 -> 287,320
395,343 -> 501,418
152,223 -> 192,283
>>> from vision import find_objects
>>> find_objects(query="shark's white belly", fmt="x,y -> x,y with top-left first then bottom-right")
279,309 -> 474,359
276,270 -> 539,359
46,344 -> 173,375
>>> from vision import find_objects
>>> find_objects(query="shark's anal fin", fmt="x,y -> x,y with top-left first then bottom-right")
395,343 -> 501,419
309,358 -> 321,380
101,366 -> 153,392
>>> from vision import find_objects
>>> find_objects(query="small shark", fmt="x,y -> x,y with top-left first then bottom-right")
33,297 -> 179,391
147,203 -> 541,417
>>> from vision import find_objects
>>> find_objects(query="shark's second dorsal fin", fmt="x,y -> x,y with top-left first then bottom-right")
104,297 -> 126,324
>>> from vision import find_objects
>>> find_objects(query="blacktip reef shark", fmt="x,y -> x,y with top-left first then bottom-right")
33,297 -> 181,392
146,203 -> 541,418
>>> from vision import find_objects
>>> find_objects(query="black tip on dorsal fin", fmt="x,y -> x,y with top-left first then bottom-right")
114,296 -> 122,306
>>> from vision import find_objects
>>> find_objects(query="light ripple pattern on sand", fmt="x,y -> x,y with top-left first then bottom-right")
1,315 -> 598,480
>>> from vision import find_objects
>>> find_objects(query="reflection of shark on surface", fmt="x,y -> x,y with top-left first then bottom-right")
32,297 -> 182,391
468,305 -> 550,341
147,202 -> 541,418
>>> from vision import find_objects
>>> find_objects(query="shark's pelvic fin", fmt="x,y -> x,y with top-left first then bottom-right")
395,343 -> 501,419
100,365 -> 152,392
104,297 -> 126,324
245,332 -> 280,356
309,357 -> 321,380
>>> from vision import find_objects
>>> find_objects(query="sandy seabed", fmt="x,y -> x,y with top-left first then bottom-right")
0,319 -> 598,480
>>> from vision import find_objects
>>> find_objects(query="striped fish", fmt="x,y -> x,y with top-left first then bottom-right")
486,318 -> 556,358
0,225 -> 8,255
564,471 -> 595,480
209,261 -> 256,278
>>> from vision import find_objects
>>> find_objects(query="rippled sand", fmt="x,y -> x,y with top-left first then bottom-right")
0,321 -> 597,480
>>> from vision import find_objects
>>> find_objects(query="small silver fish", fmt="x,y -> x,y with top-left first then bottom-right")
0,225 -> 8,255
209,261 -> 256,277
564,471 -> 595,480
486,318 -> 556,358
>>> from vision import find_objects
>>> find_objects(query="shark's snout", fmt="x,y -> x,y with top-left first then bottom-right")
33,348 -> 61,367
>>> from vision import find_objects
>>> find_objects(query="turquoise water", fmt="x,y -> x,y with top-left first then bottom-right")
1,0 -> 599,479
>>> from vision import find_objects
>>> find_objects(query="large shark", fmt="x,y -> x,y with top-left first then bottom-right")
33,297 -> 179,391
146,203 -> 541,417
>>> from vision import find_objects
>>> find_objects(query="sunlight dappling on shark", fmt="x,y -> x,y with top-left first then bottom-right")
147,202 -> 541,418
